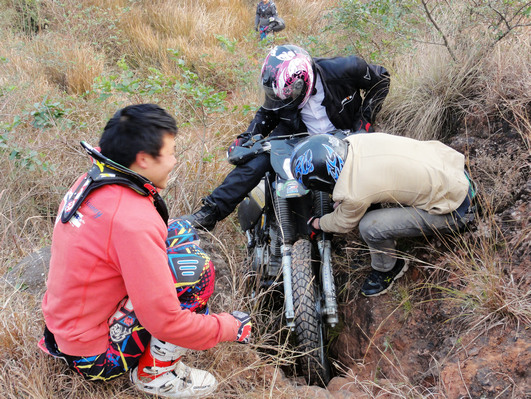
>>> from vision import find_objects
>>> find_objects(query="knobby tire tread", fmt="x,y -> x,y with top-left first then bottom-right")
291,239 -> 330,386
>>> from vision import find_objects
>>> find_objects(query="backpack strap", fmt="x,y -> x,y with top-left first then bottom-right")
60,142 -> 169,225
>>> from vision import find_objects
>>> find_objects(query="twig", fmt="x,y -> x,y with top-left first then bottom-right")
481,1 -> 531,46
420,0 -> 457,62
457,359 -> 472,398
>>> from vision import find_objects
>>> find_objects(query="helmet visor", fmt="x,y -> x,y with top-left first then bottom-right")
261,80 -> 304,111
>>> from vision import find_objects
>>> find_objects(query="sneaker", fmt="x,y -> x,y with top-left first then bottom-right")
361,258 -> 409,297
131,360 -> 218,398
181,198 -> 219,231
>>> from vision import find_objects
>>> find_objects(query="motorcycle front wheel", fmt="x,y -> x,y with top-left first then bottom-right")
291,239 -> 332,386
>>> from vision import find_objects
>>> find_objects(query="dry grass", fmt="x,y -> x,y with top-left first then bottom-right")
377,7 -> 531,143
1,0 -> 530,397
480,36 -> 531,150
420,224 -> 530,334
437,182 -> 530,331
9,33 -> 105,95
379,44 -> 481,140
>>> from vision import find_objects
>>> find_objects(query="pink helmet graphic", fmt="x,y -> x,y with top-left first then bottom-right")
260,45 -> 315,110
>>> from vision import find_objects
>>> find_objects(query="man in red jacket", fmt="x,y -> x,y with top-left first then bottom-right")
40,104 -> 251,398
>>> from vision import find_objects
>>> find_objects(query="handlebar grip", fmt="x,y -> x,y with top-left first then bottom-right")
228,142 -> 266,165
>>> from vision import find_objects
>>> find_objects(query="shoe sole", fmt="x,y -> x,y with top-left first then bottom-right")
362,259 -> 410,297
130,368 -> 218,398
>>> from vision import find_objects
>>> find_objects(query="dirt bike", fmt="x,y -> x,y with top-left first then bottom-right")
229,133 -> 343,386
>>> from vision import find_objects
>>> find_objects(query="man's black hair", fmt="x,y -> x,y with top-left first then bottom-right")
99,104 -> 177,167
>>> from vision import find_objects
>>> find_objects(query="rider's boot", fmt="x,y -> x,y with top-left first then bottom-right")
181,197 -> 220,231
130,338 -> 217,398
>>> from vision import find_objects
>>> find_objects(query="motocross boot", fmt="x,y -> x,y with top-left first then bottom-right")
130,338 -> 217,398
181,197 -> 220,231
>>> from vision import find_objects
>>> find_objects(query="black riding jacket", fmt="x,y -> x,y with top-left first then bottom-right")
242,55 -> 390,139
255,2 -> 278,29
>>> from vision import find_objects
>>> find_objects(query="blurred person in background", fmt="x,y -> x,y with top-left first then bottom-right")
255,0 -> 285,40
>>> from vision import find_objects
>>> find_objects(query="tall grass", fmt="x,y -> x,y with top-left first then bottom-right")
418,217 -> 530,334
379,45 -> 482,140
379,33 -> 531,141
1,0 -> 529,397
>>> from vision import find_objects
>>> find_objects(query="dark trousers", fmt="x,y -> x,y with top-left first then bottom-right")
359,183 -> 475,272
209,152 -> 273,219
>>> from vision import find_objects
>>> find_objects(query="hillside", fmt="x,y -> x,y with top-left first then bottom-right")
1,0 -> 530,398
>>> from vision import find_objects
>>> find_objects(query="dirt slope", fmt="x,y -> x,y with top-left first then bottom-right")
325,122 -> 530,398
7,122 -> 529,398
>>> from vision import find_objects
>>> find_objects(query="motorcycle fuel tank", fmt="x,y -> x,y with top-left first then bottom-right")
238,180 -> 265,232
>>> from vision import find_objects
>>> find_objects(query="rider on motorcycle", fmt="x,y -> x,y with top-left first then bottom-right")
182,44 -> 391,231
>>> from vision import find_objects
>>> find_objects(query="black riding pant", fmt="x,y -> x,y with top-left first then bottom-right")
209,152 -> 273,219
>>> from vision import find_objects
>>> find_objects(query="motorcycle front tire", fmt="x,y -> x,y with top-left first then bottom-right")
291,239 -> 332,386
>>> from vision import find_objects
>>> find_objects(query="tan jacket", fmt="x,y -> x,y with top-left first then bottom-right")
319,133 -> 469,233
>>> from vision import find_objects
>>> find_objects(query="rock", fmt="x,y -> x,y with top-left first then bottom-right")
328,376 -> 370,398
476,367 -> 493,388
331,390 -> 363,399
294,385 -> 334,398
4,246 -> 51,296
294,384 -> 360,398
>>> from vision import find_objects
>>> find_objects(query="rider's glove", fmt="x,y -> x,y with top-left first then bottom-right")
307,216 -> 322,240
227,134 -> 251,156
232,311 -> 252,344
354,119 -> 373,133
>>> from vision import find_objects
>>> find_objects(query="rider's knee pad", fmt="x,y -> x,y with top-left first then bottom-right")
167,242 -> 215,312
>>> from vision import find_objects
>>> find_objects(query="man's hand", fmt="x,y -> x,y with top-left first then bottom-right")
354,119 -> 374,133
232,311 -> 252,344
307,216 -> 322,240
227,135 -> 250,156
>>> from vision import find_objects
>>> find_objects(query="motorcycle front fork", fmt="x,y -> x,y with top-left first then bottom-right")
281,244 -> 295,329
281,239 -> 339,331
318,239 -> 339,327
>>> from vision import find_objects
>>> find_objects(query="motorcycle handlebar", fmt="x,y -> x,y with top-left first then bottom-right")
228,130 -> 352,166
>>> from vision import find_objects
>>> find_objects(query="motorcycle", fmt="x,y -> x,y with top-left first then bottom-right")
229,132 -> 344,385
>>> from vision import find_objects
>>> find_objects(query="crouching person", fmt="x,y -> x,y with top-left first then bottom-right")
291,133 -> 476,297
39,104 -> 251,398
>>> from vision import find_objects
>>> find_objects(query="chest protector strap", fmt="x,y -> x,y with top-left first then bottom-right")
60,141 -> 169,225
